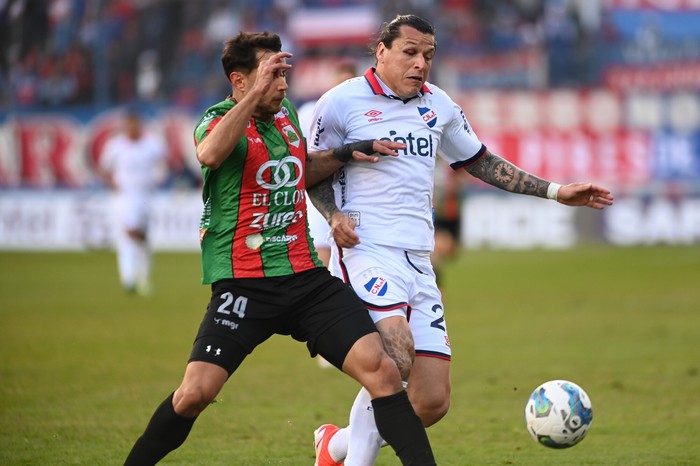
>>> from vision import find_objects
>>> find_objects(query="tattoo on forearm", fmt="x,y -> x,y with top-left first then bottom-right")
465,151 -> 549,197
381,327 -> 415,382
307,177 -> 340,223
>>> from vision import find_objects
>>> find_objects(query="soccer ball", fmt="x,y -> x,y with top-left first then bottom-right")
524,379 -> 593,449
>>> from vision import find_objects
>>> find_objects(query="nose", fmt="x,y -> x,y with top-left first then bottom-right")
414,55 -> 427,71
278,75 -> 288,91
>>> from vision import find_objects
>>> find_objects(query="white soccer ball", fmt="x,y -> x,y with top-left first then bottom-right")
524,379 -> 593,449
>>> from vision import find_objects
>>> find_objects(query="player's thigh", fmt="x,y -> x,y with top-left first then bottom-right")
375,315 -> 415,381
341,332 -> 403,398
189,279 -> 281,376
408,356 -> 451,399
297,270 -> 379,370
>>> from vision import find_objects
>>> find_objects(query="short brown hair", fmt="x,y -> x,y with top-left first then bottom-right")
221,31 -> 282,78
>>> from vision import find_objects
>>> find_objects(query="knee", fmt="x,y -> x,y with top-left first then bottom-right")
410,387 -> 451,427
173,385 -> 217,418
368,352 -> 406,395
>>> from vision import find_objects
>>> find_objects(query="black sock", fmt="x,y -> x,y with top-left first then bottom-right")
124,393 -> 197,465
372,390 -> 436,466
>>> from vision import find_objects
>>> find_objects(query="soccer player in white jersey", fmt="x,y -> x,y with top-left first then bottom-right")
307,14 -> 614,466
100,109 -> 167,296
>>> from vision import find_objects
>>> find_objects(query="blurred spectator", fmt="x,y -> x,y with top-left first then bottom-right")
2,0 -> 698,113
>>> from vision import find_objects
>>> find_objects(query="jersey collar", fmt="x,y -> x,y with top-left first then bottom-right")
363,67 -> 431,103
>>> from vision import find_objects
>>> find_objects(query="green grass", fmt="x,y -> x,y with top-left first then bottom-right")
1,246 -> 699,465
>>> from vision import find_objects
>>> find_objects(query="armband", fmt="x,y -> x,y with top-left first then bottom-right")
547,182 -> 561,201
332,140 -> 375,163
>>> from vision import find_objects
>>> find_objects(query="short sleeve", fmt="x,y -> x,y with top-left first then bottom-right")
307,88 -> 347,151
438,102 -> 486,170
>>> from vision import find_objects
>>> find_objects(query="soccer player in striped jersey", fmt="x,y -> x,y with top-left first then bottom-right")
123,31 -> 437,465
308,15 -> 614,466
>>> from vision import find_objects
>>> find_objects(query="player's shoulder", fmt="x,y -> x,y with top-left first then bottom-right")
194,99 -> 232,138
423,81 -> 456,106
199,99 -> 233,123
320,76 -> 366,104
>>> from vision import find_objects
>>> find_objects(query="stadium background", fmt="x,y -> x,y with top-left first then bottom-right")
2,2 -> 700,464
1,0 -> 699,251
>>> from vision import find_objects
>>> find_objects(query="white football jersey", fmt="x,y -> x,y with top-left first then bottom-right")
100,133 -> 167,195
308,68 -> 486,251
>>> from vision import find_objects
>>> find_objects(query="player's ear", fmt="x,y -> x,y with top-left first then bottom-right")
375,42 -> 386,65
230,71 -> 247,93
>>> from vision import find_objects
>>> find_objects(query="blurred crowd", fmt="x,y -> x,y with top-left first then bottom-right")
0,0 -> 693,112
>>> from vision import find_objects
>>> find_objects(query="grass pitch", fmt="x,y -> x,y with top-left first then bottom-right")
1,246 -> 699,465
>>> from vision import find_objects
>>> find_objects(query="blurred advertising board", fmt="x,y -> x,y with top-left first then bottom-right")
1,89 -> 699,249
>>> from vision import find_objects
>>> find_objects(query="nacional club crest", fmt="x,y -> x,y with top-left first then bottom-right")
418,107 -> 437,128
364,276 -> 388,296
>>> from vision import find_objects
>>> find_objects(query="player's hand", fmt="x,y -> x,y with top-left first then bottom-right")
557,182 -> 614,209
355,140 -> 406,163
250,51 -> 292,95
333,140 -> 406,163
330,212 -> 360,248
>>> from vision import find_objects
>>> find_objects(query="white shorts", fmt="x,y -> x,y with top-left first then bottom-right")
306,199 -> 331,249
329,242 -> 451,360
114,193 -> 150,231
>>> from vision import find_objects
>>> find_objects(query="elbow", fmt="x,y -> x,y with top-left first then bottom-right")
197,148 -> 221,170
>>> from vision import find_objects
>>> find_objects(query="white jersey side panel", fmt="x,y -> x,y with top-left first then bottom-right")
308,74 -> 484,251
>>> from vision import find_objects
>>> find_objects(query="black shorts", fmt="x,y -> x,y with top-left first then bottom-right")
434,217 -> 460,239
189,267 -> 378,375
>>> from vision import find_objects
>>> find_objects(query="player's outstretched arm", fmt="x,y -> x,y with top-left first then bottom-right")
464,150 -> 613,209
306,140 -> 405,187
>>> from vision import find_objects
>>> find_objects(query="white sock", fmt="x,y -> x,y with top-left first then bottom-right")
135,240 -> 151,292
327,427 -> 348,462
117,235 -> 138,288
343,387 -> 384,466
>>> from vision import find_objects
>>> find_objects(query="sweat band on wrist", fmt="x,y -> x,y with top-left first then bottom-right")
332,140 -> 375,163
547,182 -> 561,201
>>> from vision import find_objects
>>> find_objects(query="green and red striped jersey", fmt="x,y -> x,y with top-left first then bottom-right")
194,98 -> 322,283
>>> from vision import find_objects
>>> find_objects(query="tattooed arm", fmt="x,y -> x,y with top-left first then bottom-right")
464,150 -> 550,197
307,176 -> 361,248
307,177 -> 340,223
465,150 -> 614,209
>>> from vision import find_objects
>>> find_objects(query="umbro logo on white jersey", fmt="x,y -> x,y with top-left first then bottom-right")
364,109 -> 383,122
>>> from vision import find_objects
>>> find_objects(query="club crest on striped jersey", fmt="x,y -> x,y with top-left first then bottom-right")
281,124 -> 301,148
418,107 -> 437,128
364,276 -> 388,296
